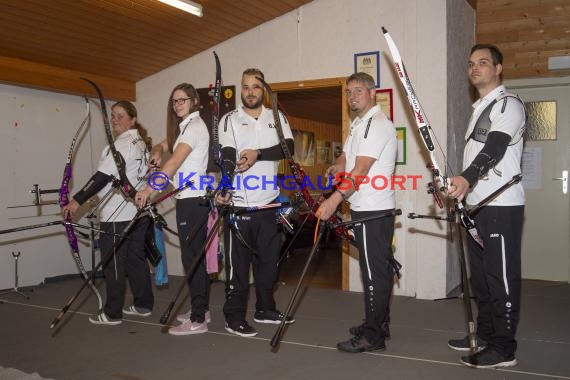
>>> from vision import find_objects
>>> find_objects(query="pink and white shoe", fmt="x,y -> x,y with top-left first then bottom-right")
168,320 -> 208,336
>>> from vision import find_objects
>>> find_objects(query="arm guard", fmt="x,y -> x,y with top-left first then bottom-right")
73,171 -> 113,205
461,131 -> 511,186
258,139 -> 294,161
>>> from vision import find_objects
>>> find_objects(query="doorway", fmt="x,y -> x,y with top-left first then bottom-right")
506,77 -> 570,282
270,78 -> 349,289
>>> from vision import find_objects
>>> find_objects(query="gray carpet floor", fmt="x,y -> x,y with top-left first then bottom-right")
1,278 -> 569,380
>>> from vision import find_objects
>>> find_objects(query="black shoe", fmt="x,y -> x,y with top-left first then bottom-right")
349,321 -> 391,340
448,335 -> 487,352
349,323 -> 363,336
337,335 -> 386,353
224,321 -> 258,337
253,310 -> 295,325
460,348 -> 517,368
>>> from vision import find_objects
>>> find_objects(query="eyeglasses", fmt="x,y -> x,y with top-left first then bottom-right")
171,97 -> 191,105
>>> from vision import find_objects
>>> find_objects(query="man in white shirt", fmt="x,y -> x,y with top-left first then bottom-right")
217,68 -> 295,337
317,72 -> 397,353
448,44 -> 526,369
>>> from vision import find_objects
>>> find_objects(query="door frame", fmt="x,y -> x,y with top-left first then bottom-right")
270,77 -> 352,290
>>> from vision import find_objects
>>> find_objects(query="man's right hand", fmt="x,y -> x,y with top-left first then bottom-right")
448,176 -> 470,202
215,191 -> 232,206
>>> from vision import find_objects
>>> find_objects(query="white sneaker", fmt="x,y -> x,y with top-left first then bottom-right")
122,305 -> 152,317
89,312 -> 122,326
168,320 -> 208,336
176,309 -> 211,323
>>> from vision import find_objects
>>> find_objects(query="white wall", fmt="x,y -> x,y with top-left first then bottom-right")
0,0 -> 473,299
137,0 -> 453,299
0,84 -> 109,289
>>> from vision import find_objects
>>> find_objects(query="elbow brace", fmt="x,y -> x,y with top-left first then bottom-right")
461,131 -> 511,186
258,139 -> 294,161
73,171 -> 113,205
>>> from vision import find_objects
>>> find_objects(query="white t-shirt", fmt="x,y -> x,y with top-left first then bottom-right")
344,105 -> 397,211
97,129 -> 148,222
219,105 -> 293,207
172,111 -> 210,199
463,85 -> 525,206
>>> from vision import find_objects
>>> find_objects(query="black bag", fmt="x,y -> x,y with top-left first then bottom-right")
144,218 -> 162,267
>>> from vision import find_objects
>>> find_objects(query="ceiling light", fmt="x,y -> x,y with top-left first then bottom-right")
157,0 -> 203,17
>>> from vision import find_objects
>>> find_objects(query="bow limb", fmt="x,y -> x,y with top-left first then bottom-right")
203,53 -> 256,252
381,28 -> 447,188
210,52 -> 237,195
59,98 -> 104,311
81,77 -> 137,200
381,27 -> 484,247
211,51 -> 223,167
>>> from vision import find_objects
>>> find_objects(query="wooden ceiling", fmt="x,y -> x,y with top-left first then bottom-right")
2,0 -> 570,101
476,0 -> 570,79
0,0 -> 312,100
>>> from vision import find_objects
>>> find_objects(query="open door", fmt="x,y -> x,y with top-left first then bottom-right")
271,77 -> 352,290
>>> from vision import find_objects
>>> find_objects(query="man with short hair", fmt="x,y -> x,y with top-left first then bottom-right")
317,72 -> 397,353
448,44 -> 526,368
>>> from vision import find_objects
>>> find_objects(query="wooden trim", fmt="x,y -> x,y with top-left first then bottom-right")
270,77 -> 346,92
340,79 -> 351,291
0,56 -> 135,101
466,0 -> 477,10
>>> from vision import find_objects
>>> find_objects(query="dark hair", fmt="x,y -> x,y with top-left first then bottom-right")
242,68 -> 264,80
111,100 -> 152,151
470,44 -> 503,66
346,72 -> 376,90
166,83 -> 200,153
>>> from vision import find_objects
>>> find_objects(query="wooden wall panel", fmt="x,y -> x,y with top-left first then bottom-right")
476,0 -> 570,78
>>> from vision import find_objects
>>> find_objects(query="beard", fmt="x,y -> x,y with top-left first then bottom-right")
349,103 -> 363,114
241,93 -> 263,110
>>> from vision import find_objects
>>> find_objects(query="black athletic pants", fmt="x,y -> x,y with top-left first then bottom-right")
468,205 -> 524,358
176,197 -> 211,323
223,208 -> 280,325
100,217 -> 153,319
351,209 -> 395,345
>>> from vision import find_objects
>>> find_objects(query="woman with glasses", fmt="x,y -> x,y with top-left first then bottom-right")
136,83 -> 212,335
